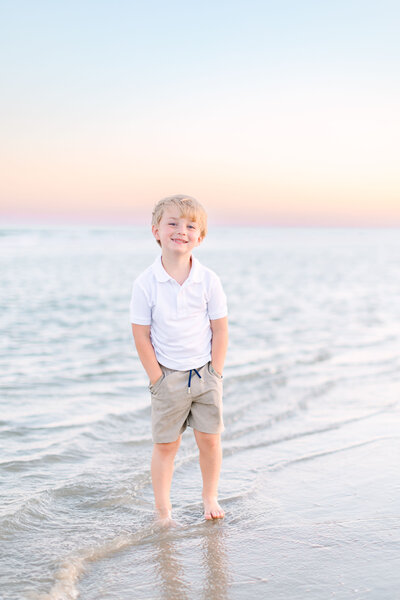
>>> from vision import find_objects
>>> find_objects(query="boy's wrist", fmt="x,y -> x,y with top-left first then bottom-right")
149,367 -> 163,385
211,362 -> 223,376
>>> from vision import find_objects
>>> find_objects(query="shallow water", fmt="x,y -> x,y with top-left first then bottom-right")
1,226 -> 400,599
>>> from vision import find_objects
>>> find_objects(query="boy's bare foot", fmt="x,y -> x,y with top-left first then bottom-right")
156,515 -> 180,528
203,498 -> 225,520
154,509 -> 180,528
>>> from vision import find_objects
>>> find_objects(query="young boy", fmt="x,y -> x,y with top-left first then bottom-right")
130,195 -> 228,525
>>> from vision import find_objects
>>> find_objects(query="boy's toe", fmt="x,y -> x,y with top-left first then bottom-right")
203,499 -> 224,520
205,508 -> 225,519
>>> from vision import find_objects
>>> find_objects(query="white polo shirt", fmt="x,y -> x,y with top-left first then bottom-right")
130,255 -> 227,370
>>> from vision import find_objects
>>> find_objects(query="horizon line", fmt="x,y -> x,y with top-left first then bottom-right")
1,219 -> 400,230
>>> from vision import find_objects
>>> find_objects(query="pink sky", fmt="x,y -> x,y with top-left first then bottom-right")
1,2 -> 399,226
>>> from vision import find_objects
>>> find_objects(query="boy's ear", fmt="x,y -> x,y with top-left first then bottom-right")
152,224 -> 160,241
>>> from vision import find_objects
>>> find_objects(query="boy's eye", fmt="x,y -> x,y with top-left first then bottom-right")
188,225 -> 196,229
168,222 -> 177,226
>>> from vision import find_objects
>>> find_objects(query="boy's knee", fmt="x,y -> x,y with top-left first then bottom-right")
154,438 -> 180,455
195,431 -> 221,451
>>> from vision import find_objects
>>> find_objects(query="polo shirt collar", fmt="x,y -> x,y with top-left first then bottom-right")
152,255 -> 202,283
152,255 -> 171,282
187,256 -> 202,283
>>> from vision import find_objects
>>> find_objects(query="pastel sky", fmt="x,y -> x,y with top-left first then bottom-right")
1,0 -> 399,225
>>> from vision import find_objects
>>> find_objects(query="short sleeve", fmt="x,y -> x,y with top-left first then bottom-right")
207,274 -> 228,320
130,280 -> 152,325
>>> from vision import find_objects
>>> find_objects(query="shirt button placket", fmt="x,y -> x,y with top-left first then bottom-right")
179,283 -> 189,317
176,284 -> 183,318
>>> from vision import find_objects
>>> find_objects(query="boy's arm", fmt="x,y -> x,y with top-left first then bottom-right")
210,316 -> 228,376
131,324 -> 163,385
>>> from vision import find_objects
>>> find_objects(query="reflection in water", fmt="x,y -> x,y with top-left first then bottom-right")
152,523 -> 229,600
153,535 -> 190,600
201,523 -> 229,600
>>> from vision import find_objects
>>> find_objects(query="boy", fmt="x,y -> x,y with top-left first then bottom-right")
130,195 -> 228,525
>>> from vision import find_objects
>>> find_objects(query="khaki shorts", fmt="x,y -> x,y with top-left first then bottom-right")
149,361 -> 224,443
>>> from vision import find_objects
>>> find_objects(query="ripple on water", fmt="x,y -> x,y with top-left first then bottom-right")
2,226 -> 400,599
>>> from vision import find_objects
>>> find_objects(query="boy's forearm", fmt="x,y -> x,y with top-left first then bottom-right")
210,317 -> 228,375
132,325 -> 163,384
138,341 -> 163,384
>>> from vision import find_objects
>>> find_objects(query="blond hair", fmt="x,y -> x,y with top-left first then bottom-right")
152,195 -> 207,246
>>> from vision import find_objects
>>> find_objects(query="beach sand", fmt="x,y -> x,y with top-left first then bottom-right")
45,381 -> 399,600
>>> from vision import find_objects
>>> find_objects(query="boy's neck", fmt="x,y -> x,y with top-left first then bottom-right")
161,252 -> 192,285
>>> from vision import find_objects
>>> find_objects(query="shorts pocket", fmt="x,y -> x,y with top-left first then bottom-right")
149,373 -> 165,393
208,362 -> 223,379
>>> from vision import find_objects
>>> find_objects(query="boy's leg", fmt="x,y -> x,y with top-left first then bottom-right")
194,430 -> 224,519
151,436 -> 181,520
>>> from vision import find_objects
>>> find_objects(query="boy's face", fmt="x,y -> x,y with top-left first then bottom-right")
152,207 -> 203,255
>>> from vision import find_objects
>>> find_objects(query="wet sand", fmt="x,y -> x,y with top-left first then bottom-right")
48,381 -> 400,600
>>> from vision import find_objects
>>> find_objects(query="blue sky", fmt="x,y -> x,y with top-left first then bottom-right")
1,0 -> 399,224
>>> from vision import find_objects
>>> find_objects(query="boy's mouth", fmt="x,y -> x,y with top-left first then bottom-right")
172,238 -> 187,244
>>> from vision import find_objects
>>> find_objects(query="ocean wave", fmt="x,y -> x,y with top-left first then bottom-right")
223,405 -> 399,458
267,436 -> 400,472
33,520 -> 185,600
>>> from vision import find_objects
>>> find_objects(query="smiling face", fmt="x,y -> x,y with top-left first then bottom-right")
152,207 -> 203,255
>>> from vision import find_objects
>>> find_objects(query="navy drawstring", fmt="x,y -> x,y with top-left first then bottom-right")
188,368 -> 201,393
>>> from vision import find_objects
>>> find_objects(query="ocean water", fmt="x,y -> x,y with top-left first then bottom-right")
1,225 -> 400,600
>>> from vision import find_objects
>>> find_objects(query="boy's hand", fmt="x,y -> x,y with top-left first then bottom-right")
211,364 -> 223,377
150,370 -> 163,386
